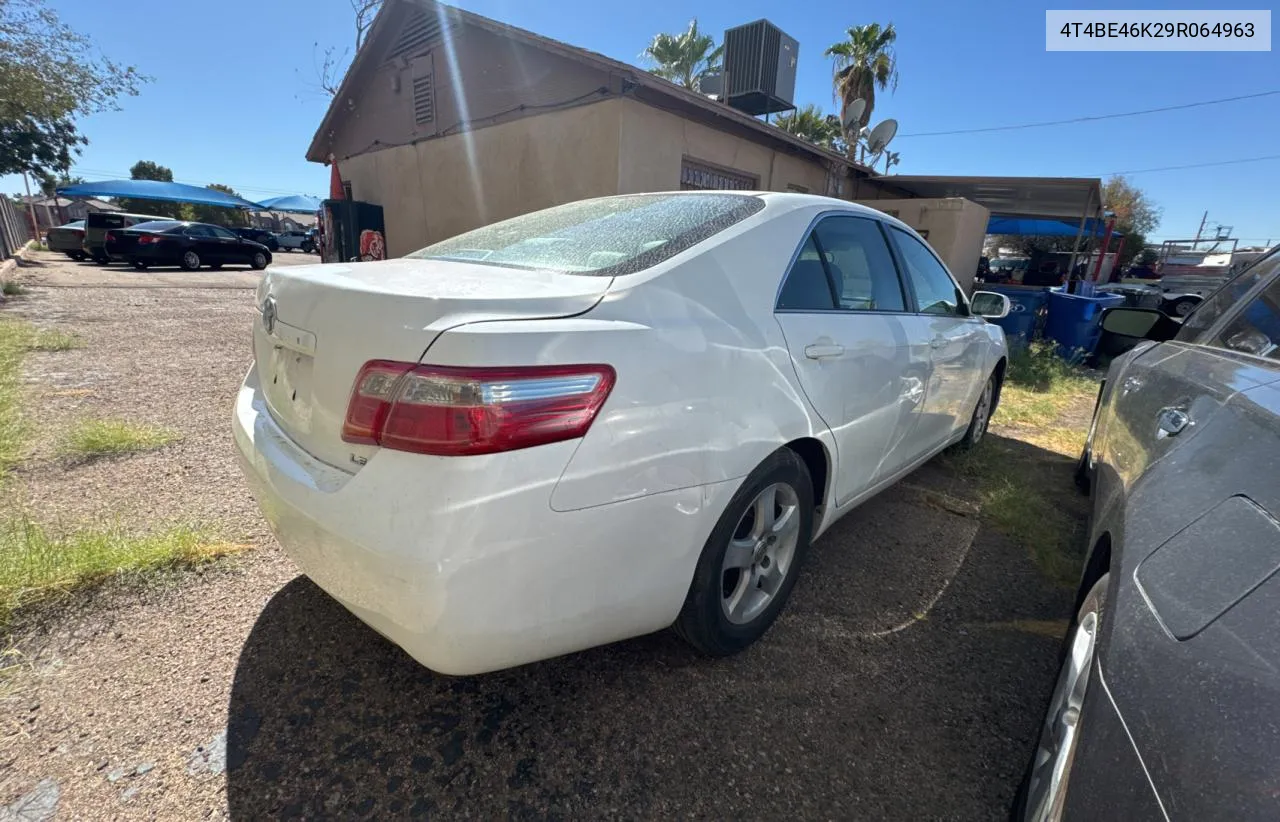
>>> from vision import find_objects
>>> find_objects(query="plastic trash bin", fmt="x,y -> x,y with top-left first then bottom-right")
984,285 -> 1049,349
1044,291 -> 1126,361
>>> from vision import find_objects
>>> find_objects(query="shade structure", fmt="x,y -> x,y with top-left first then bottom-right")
56,179 -> 263,209
986,216 -> 1123,238
255,194 -> 322,213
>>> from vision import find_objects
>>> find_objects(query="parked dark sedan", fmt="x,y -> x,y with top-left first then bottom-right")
105,221 -> 272,271
233,226 -> 279,251
1017,246 -> 1280,819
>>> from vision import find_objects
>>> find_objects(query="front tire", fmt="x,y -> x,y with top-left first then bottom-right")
180,250 -> 201,271
250,251 -> 268,270
1015,574 -> 1109,821
674,448 -> 814,656
955,373 -> 996,451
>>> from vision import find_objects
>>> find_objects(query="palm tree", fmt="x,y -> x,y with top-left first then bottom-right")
824,23 -> 898,132
774,104 -> 840,149
642,19 -> 724,91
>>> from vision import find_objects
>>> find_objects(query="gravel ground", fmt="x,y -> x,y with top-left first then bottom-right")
0,251 -> 1078,820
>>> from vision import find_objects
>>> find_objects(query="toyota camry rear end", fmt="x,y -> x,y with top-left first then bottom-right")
233,193 -> 788,674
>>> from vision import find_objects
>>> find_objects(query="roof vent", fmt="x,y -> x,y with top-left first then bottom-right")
388,11 -> 444,61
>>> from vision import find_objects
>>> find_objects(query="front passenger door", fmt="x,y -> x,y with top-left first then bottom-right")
209,225 -> 247,264
774,215 -> 925,507
889,226 -> 989,450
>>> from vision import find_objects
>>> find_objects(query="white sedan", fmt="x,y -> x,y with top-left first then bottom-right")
233,192 -> 1010,675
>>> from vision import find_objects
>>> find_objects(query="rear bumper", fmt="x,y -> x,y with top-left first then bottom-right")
232,365 -> 732,674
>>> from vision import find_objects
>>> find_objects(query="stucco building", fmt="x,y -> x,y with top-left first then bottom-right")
307,0 -> 906,257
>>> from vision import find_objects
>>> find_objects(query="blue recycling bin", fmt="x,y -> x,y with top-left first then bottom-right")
985,285 -> 1049,349
1044,290 -> 1126,361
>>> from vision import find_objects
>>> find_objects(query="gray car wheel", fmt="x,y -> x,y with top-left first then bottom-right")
1019,573 -> 1109,820
955,374 -> 996,451
674,448 -> 814,656
250,251 -> 268,270
180,250 -> 201,271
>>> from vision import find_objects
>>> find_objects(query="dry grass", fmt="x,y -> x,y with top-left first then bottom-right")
995,342 -> 1100,457
0,320 -> 31,479
61,419 -> 180,458
1,281 -> 25,297
0,519 -> 248,625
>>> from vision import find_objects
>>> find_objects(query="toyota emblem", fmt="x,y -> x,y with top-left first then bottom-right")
261,296 -> 277,335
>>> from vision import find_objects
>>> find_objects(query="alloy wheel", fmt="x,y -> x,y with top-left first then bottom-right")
1023,607 -> 1099,820
183,251 -> 200,269
972,380 -> 994,443
721,482 -> 801,625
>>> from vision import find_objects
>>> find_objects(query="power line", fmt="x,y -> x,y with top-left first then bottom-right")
1098,153 -> 1280,176
898,90 -> 1280,138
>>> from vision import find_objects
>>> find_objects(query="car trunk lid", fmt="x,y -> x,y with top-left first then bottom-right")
253,258 -> 612,470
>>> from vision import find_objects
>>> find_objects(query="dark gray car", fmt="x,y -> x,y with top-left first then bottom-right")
1017,246 -> 1280,819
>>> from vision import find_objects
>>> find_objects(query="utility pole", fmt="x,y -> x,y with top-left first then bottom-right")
21,171 -> 40,244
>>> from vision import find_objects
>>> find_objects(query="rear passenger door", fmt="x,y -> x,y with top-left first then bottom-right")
182,225 -> 220,264
888,226 -> 989,450
774,214 -> 928,507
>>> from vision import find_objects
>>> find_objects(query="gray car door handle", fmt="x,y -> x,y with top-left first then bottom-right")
929,337 -> 947,349
1156,406 -> 1191,439
804,343 -> 845,359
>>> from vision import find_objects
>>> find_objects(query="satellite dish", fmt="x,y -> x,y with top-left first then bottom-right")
841,98 -> 866,132
866,118 -> 899,155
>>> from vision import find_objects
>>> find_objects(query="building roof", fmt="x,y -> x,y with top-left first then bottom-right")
308,0 -> 871,176
877,175 -> 1104,221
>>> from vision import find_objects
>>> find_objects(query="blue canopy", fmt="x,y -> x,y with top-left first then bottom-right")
986,216 -> 1124,238
254,194 -> 322,213
56,179 -> 263,209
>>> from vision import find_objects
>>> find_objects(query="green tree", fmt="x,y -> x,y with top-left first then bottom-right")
191,184 -> 249,227
0,0 -> 147,176
775,104 -> 842,150
824,23 -> 898,133
642,19 -> 723,91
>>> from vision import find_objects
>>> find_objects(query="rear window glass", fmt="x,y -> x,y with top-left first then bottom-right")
406,194 -> 764,276
129,221 -> 184,232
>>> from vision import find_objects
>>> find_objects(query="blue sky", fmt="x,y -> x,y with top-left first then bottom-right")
7,0 -> 1278,244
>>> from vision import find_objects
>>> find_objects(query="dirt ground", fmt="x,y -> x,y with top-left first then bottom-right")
1,251 -> 1083,820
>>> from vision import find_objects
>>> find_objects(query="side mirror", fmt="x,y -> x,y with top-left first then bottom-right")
970,291 -> 1011,319
1099,307 -> 1179,341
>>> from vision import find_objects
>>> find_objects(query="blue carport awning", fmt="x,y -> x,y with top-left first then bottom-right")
986,216 -> 1123,238
57,179 -> 264,209
255,194 -> 322,213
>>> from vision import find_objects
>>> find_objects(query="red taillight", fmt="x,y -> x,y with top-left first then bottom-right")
105,231 -> 116,242
137,234 -> 161,245
341,361 -> 616,456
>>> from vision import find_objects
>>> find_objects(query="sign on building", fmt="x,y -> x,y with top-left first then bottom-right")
680,158 -> 758,191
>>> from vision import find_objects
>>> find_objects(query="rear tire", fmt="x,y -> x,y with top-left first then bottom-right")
180,250 -> 201,271
955,374 -> 996,451
92,252 -> 109,265
131,259 -> 147,270
674,448 -> 814,656
70,251 -> 87,262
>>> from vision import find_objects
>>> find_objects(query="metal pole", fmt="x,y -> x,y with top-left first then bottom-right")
1091,217 -> 1116,281
21,171 -> 40,243
1195,210 -> 1207,242
1066,187 -> 1095,292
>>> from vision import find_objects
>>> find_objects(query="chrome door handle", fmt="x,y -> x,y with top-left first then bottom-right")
929,337 -> 947,349
1156,407 -> 1191,439
804,343 -> 845,360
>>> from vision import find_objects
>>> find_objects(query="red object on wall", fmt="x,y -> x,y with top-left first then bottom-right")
329,160 -> 345,201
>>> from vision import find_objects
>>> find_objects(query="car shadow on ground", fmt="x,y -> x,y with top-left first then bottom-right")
226,440 -> 1082,820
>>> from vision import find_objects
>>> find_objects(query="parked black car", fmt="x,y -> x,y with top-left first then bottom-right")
1016,246 -> 1280,819
105,220 -> 272,271
233,226 -> 279,251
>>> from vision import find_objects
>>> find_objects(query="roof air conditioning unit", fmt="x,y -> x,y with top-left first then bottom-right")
722,20 -> 799,116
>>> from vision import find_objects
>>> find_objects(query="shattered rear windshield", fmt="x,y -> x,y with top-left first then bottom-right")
406,193 -> 765,276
